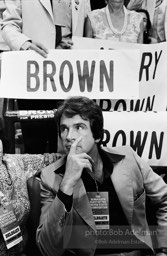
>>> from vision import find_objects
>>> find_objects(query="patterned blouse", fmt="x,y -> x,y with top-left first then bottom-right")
0,153 -> 61,256
88,6 -> 143,43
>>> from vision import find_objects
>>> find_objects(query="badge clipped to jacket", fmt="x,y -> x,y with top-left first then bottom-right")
87,191 -> 109,230
0,203 -> 23,249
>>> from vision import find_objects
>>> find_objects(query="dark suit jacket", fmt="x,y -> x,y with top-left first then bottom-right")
36,146 -> 167,256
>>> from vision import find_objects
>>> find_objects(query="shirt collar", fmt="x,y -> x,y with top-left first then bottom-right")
98,147 -> 125,179
99,147 -> 125,164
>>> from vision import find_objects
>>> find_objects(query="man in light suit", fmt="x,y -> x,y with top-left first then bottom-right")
127,0 -> 167,42
1,0 -> 91,154
36,96 -> 167,256
1,0 -> 91,56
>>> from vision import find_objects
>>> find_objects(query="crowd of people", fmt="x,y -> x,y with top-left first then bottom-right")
127,0 -> 167,43
0,1 -> 167,256
0,0 -> 167,154
0,0 -> 166,155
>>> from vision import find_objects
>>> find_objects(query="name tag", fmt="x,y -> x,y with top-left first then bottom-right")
0,204 -> 23,249
87,191 -> 109,230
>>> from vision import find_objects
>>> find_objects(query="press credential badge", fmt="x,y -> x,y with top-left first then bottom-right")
87,192 -> 109,230
0,204 -> 23,249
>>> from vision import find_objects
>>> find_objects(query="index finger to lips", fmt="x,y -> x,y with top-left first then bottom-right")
69,137 -> 82,154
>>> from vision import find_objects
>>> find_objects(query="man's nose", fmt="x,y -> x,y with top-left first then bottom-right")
66,128 -> 77,141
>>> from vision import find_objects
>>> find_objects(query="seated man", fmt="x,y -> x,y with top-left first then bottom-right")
36,96 -> 167,256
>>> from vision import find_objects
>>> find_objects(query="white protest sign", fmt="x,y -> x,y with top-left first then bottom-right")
0,49 -> 139,99
102,111 -> 167,167
72,37 -> 167,111
57,111 -> 167,167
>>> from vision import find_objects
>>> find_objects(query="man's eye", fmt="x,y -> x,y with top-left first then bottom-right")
60,127 -> 68,133
76,125 -> 83,130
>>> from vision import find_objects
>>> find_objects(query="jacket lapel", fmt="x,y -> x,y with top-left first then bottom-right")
39,0 -> 54,21
145,0 -> 156,24
100,147 -> 134,225
45,156 -> 96,232
42,155 -> 66,190
111,160 -> 134,225
72,155 -> 134,232
73,178 -> 96,232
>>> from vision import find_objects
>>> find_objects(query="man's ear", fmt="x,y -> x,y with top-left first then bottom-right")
95,138 -> 100,143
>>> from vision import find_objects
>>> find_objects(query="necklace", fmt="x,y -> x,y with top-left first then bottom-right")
106,5 -> 128,35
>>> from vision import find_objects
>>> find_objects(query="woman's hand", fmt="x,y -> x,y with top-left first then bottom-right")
27,41 -> 49,58
57,40 -> 73,49
21,41 -> 48,58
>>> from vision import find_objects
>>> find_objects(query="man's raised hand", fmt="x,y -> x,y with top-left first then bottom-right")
60,137 -> 93,195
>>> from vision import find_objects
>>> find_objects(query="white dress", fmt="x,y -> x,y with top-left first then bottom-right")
88,6 -> 143,43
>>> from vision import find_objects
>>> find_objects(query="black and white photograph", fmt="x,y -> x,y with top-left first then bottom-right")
0,0 -> 167,256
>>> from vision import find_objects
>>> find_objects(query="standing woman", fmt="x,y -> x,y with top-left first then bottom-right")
85,0 -> 144,43
136,9 -> 158,43
127,0 -> 167,43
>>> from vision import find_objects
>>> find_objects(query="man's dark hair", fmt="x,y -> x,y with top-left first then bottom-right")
54,96 -> 104,143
